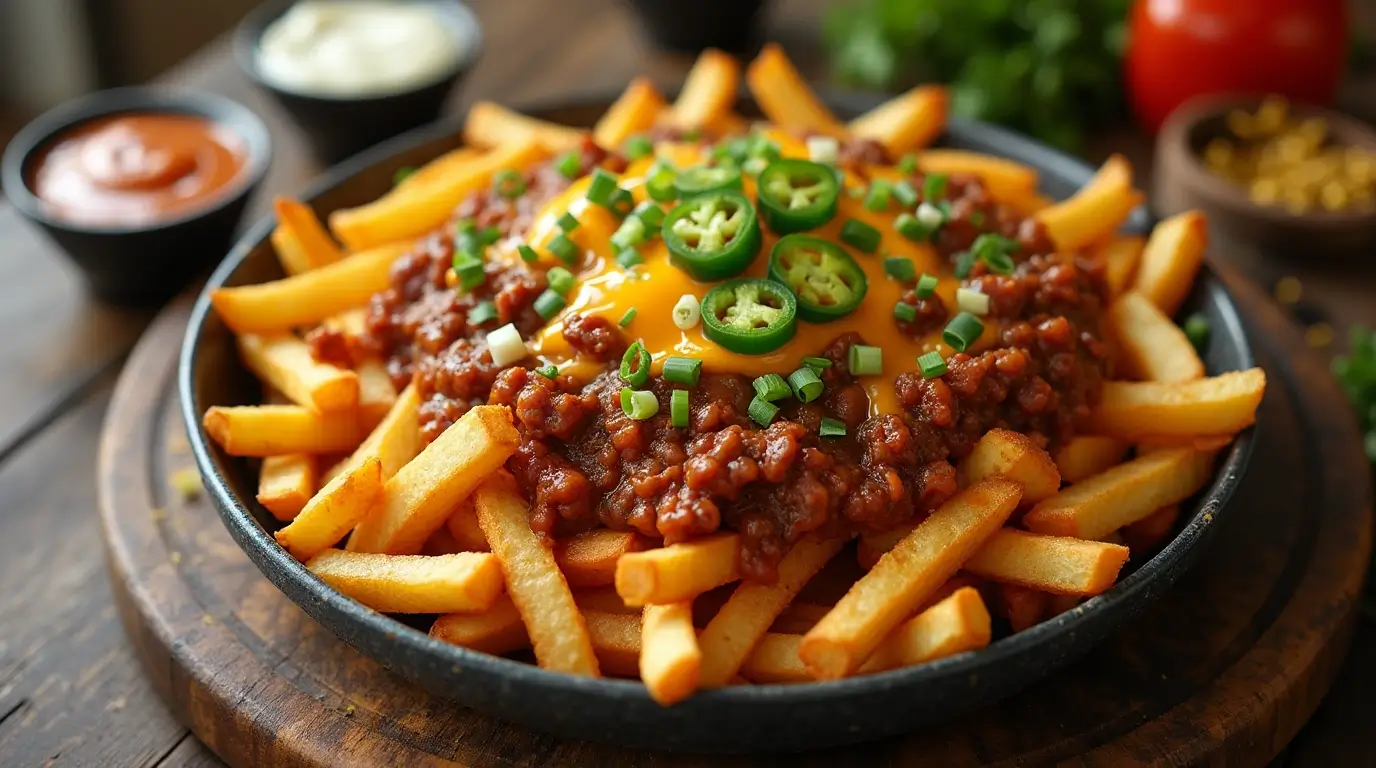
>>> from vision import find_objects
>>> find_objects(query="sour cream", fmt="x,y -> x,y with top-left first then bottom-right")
256,1 -> 465,97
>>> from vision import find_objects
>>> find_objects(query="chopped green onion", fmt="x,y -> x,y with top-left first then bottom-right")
895,213 -> 932,242
747,396 -> 779,426
468,300 -> 498,326
548,234 -> 579,265
557,212 -> 580,233
619,307 -> 638,327
864,180 -> 892,212
897,154 -> 917,175
620,340 -> 652,387
533,289 -> 567,320
624,135 -> 653,160
632,200 -> 665,229
971,234 -> 1020,276
915,273 -> 939,298
621,388 -> 659,420
587,169 -> 619,206
892,179 -> 918,206
672,294 -> 701,330
984,251 -> 1015,276
923,173 -> 948,201
839,218 -> 881,254
884,256 -> 916,283
608,187 -> 635,217
787,366 -> 824,403
807,136 -> 839,164
917,351 -> 947,379
956,287 -> 990,316
555,151 -> 582,179
753,373 -> 791,402
1184,313 -> 1211,350
493,169 -> 526,199
453,256 -> 485,292
848,344 -> 882,376
915,202 -> 946,229
478,226 -> 502,246
455,219 -> 477,237
802,355 -> 833,372
943,312 -> 985,352
546,266 -> 575,295
670,389 -> 690,427
646,162 -> 678,202
893,302 -> 917,322
486,323 -> 528,367
662,356 -> 702,386
616,248 -> 644,269
517,244 -> 539,263
818,417 -> 847,438
535,364 -> 559,379
611,216 -> 647,251
953,251 -> 975,279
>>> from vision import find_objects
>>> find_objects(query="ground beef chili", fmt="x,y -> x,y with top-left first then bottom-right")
357,160 -> 1110,582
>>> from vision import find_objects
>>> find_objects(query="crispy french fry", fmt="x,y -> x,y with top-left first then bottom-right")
473,472 -> 599,676
257,454 -> 316,521
463,101 -> 588,152
996,584 -> 1048,632
431,595 -> 529,654
799,479 -> 1022,680
1054,436 -> 1130,484
615,533 -> 741,607
211,241 -> 412,334
421,525 -> 464,556
849,85 -> 948,156
556,530 -> 648,587
698,536 -> 846,687
856,524 -> 914,570
1110,292 -> 1205,383
739,633 -> 810,683
1036,155 -> 1142,253
640,602 -> 701,704
321,306 -> 368,336
394,147 -> 483,193
305,548 -> 502,613
956,428 -> 1061,503
769,601 -> 832,634
1121,505 -> 1181,553
593,77 -> 667,149
276,458 -> 384,561
666,50 -> 739,131
583,611 -> 641,677
963,529 -> 1129,596
237,333 -> 359,412
1136,434 -> 1235,454
919,573 -> 983,611
746,43 -> 846,138
329,138 -> 548,251
912,150 -> 1037,203
271,197 -> 344,275
445,500 -> 491,552
356,359 -> 398,430
1007,191 -> 1057,216
203,405 -> 362,457
574,586 -> 637,615
861,587 -> 992,672
704,111 -> 750,138
1134,210 -> 1208,317
326,383 -> 421,487
1089,368 -> 1266,440
1099,235 -> 1144,298
1023,448 -> 1214,539
1047,593 -> 1083,617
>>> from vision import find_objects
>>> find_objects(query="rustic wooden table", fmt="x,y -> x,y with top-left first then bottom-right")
1,1 -> 1373,765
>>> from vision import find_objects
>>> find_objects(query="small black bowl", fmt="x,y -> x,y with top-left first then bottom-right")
234,0 -> 483,164
1,88 -> 271,308
627,0 -> 768,54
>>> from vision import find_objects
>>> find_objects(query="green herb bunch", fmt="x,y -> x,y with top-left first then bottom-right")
1333,326 -> 1376,470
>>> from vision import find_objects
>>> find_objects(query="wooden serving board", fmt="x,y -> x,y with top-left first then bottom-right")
98,263 -> 1371,767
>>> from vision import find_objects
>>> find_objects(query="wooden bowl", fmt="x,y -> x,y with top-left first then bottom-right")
1154,94 -> 1376,259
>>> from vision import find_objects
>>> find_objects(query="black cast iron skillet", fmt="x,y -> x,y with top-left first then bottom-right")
180,91 -> 1256,754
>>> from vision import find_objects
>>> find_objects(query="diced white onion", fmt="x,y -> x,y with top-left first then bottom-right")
957,287 -> 991,316
672,294 -> 701,330
486,323 -> 528,367
807,136 -> 839,165
916,202 -> 945,228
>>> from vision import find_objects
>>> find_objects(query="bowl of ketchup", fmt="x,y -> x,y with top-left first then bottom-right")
2,88 -> 271,307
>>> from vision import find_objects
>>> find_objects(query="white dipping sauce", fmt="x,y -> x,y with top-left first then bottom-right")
256,1 -> 464,97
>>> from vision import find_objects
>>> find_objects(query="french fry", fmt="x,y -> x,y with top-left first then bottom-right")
583,611 -> 641,677
270,197 -> 344,276
394,147 -> 483,194
329,138 -> 548,250
276,458 -> 384,561
556,530 -> 648,587
746,43 -> 847,138
962,529 -> 1129,596
574,586 -> 637,615
1047,593 -> 1082,617
593,77 -> 667,149
463,101 -> 588,152
203,405 -> 363,457
769,601 -> 832,634
1089,368 -> 1266,440
421,525 -> 464,556
996,584 -> 1048,632
615,533 -> 741,607
356,359 -> 398,430
640,602 -> 701,704
305,549 -> 502,614
913,150 -> 1037,203
325,383 -> 422,487
1006,191 -> 1057,216
1036,155 -> 1142,253
211,241 -> 412,334
1054,436 -> 1130,484
1023,448 -> 1214,540
237,333 -> 359,412
665,50 -> 739,131
856,524 -> 915,570
849,85 -> 948,156
321,306 -> 368,336
739,633 -> 810,683
1136,434 -> 1235,454
473,472 -> 599,676
1134,210 -> 1208,317
1121,505 -> 1181,553
1110,292 -> 1205,383
257,454 -> 316,521
956,428 -> 1061,503
1099,235 -> 1144,298
445,500 -> 491,552
431,596 -> 529,654
704,111 -> 750,138
799,479 -> 1022,680
697,536 -> 846,687
919,573 -> 983,611
861,587 -> 992,672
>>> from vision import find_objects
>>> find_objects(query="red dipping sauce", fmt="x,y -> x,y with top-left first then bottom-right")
27,113 -> 248,227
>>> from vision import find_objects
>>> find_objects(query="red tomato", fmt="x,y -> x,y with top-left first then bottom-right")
1126,0 -> 1349,132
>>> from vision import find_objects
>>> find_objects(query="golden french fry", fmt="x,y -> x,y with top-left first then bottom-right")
849,85 -> 948,156
769,601 -> 833,634
1134,210 -> 1208,317
276,458 -> 384,561
574,586 -> 637,615
593,77 -> 667,149
1047,593 -> 1083,617
431,595 -> 529,654
800,479 -> 1022,680
1136,434 -> 1235,454
956,428 -> 1061,503
583,611 -> 641,677
738,633 -> 810,683
855,524 -> 914,571
556,530 -> 648,587
473,472 -> 599,676
394,147 -> 483,193
356,359 -> 398,430
1089,368 -> 1266,440
211,241 -> 412,334
325,383 -> 421,487
1053,435 -> 1130,484
1099,235 -> 1144,298
615,533 -> 741,607
445,500 -> 491,552
464,101 -> 588,152
1006,190 -> 1057,216
321,306 -> 368,335
257,454 -> 316,521
861,587 -> 992,672
305,548 -> 503,613
666,50 -> 740,131
1121,505 -> 1181,553
237,333 -> 359,412
909,150 -> 1038,202
746,43 -> 846,138
349,405 -> 518,555
640,602 -> 701,704
271,197 -> 344,275
997,583 -> 1047,632
1023,448 -> 1214,539
1036,155 -> 1142,253
421,525 -> 465,556
697,536 -> 846,687
962,529 -> 1129,596
203,405 -> 363,457
704,111 -> 750,138
329,138 -> 548,251
1110,292 -> 1205,383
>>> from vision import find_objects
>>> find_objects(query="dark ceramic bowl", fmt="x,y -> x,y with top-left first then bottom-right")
234,0 -> 483,164
1,88 -> 271,307
180,92 -> 1256,753
627,0 -> 768,54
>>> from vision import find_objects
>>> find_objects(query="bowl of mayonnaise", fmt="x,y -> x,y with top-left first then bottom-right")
235,0 -> 482,163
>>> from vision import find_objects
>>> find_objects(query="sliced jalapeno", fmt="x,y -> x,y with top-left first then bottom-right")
700,278 -> 798,355
767,234 -> 868,323
673,165 -> 744,197
755,159 -> 840,235
662,191 -> 762,281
